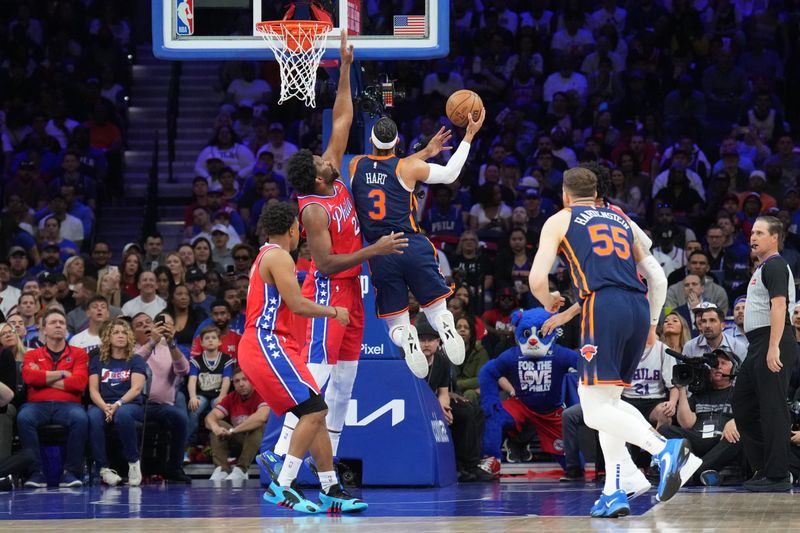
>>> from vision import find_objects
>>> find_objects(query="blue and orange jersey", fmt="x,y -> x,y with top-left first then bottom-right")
350,154 -> 420,244
559,206 -> 645,301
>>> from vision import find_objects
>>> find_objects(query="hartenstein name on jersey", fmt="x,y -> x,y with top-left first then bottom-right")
572,209 -> 631,230
330,195 -> 357,234
364,172 -> 388,185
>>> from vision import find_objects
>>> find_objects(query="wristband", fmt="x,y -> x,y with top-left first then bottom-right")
114,400 -> 123,407
60,371 -> 65,380
228,427 -> 235,434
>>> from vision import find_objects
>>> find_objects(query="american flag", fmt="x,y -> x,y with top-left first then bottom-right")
393,15 -> 426,36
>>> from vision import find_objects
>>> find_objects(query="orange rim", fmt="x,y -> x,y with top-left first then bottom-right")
256,20 -> 332,53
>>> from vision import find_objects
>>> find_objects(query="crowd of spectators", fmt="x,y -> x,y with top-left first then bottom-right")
4,0 -> 800,489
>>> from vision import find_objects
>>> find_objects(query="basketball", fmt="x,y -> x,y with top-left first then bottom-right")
446,90 -> 484,128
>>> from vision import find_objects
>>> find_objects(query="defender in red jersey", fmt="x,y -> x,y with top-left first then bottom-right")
238,201 -> 365,514
278,39 -> 407,460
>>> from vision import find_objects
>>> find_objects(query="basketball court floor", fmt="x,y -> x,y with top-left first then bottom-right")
1,474 -> 795,531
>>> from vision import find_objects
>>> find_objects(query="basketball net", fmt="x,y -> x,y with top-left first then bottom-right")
256,20 -> 332,108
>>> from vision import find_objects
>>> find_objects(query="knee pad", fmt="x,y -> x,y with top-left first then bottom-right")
289,390 -> 328,418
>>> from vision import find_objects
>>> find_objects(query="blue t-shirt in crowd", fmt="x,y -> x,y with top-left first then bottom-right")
89,354 -> 148,404
481,344 -> 577,413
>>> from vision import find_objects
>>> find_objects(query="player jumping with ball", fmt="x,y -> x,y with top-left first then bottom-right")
350,109 -> 486,377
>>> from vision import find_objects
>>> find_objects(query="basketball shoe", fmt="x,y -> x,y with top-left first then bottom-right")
590,489 -> 630,518
434,313 -> 465,365
318,484 -> 368,513
399,325 -> 428,378
654,438 -> 700,502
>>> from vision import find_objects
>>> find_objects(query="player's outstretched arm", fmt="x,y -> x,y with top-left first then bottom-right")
302,204 -> 408,276
400,109 -> 486,188
261,248 -> 349,326
407,126 -> 453,161
322,31 -> 355,171
530,211 -> 569,313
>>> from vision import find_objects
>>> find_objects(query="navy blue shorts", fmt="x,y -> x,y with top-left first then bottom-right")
577,287 -> 649,386
368,233 -> 452,318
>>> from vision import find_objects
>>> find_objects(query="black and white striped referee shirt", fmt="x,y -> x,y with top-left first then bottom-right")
744,255 -> 796,333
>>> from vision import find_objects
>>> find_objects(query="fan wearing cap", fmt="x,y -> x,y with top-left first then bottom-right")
737,170 -> 776,212
36,216 -> 79,263
657,348 -> 743,487
415,313 -> 492,482
7,246 -> 31,288
255,122 -> 298,176
30,242 -> 64,278
350,110 -> 485,378
4,160 -> 47,211
36,195 -> 85,250
206,184 -> 247,239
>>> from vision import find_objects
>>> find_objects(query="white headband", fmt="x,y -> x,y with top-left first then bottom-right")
371,128 -> 398,150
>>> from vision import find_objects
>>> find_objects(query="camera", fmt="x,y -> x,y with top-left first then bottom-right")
355,74 -> 405,118
665,348 -> 720,394
790,401 -> 800,431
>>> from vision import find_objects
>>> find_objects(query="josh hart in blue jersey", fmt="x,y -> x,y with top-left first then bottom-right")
350,110 -> 485,378
529,167 -> 701,517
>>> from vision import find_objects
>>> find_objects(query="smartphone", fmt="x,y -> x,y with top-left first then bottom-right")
226,264 -> 235,274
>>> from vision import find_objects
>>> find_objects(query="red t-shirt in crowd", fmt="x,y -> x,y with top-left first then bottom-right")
215,390 -> 268,427
191,330 -> 242,359
482,309 -> 514,335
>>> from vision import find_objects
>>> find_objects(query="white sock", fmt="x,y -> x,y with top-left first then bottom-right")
324,361 -> 358,456
277,454 -> 302,487
420,298 -> 449,332
599,431 -> 630,495
319,470 -> 338,493
274,415 -> 298,456
579,385 -> 667,457
385,313 -> 412,347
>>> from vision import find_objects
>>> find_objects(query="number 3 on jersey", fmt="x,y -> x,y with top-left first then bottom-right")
588,223 -> 630,259
367,189 -> 386,220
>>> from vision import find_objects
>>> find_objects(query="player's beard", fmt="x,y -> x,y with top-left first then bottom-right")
328,167 -> 340,183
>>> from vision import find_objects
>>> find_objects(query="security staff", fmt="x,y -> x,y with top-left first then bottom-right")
733,216 -> 799,492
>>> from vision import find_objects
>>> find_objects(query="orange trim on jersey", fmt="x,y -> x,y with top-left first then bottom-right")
378,306 -> 410,319
409,191 -> 420,232
425,236 -> 439,260
367,154 -> 395,160
579,378 -> 631,387
348,155 -> 365,179
420,287 -> 454,309
588,291 -> 596,342
560,238 -> 590,298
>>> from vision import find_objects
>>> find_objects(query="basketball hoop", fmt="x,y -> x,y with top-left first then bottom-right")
256,20 -> 332,108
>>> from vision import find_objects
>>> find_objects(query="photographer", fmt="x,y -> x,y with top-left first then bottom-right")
659,349 -> 743,486
683,304 -> 748,364
789,391 -> 800,485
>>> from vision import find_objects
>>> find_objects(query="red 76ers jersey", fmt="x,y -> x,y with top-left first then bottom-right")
297,179 -> 363,279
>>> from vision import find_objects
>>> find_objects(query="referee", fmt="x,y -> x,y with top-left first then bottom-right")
733,215 -> 799,492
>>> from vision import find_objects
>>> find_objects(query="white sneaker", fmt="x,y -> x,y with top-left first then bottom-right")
128,461 -> 142,487
225,466 -> 248,482
209,466 -> 228,482
679,453 -> 703,486
401,325 -> 428,378
100,467 -> 121,486
434,313 -> 465,365
621,470 -> 651,500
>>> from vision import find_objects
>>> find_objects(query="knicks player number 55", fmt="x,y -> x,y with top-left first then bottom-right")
588,224 -> 630,259
367,189 -> 386,220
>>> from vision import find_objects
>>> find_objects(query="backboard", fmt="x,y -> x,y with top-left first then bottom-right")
153,1 -> 449,61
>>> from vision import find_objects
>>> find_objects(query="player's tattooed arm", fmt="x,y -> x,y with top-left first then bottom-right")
302,204 -> 407,276
323,31 -> 355,171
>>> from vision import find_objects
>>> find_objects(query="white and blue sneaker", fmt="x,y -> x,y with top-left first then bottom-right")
590,489 -> 630,518
256,450 -> 283,483
654,438 -> 700,502
620,470 -> 651,500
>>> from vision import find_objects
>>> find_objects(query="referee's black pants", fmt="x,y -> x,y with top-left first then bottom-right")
732,327 -> 799,479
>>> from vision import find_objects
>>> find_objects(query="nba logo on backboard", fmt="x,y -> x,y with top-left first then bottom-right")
176,0 -> 194,36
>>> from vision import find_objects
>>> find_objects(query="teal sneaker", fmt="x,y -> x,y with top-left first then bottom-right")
263,481 -> 320,514
590,489 -> 630,518
318,484 -> 368,513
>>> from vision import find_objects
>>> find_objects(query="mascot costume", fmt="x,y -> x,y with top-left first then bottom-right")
479,307 -> 578,472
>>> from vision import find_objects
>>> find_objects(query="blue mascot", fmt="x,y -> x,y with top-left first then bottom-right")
479,307 -> 578,474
